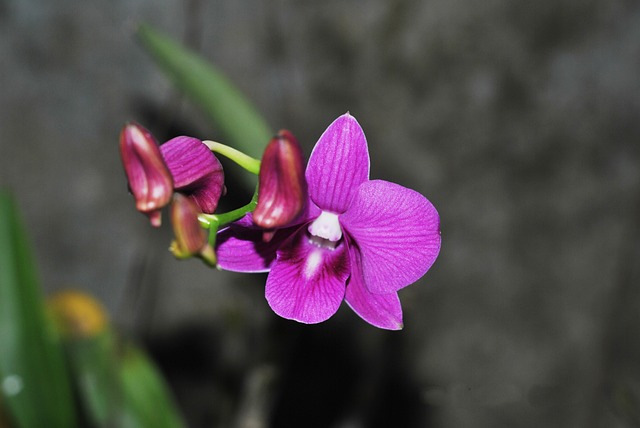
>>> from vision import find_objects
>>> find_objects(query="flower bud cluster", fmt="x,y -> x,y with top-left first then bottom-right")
120,122 -> 307,266
120,123 -> 223,263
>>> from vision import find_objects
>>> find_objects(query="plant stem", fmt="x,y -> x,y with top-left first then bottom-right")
198,190 -> 258,230
203,140 -> 261,175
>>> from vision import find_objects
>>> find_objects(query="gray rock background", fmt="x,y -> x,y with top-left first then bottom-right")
2,0 -> 640,427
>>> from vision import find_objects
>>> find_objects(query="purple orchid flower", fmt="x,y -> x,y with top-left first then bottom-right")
216,113 -> 441,329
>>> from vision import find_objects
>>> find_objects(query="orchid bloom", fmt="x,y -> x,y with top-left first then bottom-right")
216,113 -> 440,329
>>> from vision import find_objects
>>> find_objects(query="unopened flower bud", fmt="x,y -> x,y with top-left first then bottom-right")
160,137 -> 225,214
169,193 -> 216,266
119,122 -> 173,227
253,130 -> 307,229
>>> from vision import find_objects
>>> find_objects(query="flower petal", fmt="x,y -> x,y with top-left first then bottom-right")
306,113 -> 370,213
340,180 -> 441,294
189,172 -> 226,214
344,242 -> 403,330
265,229 -> 350,324
216,215 -> 297,272
160,136 -> 224,213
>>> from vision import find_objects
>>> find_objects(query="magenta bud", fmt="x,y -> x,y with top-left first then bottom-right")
169,194 -> 216,266
160,137 -> 225,214
119,122 -> 174,227
253,130 -> 307,229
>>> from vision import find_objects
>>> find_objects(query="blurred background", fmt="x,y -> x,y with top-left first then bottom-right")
2,0 -> 640,427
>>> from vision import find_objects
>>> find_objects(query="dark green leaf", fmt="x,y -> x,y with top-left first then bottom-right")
136,24 -> 272,162
0,190 -> 77,428
65,331 -> 185,428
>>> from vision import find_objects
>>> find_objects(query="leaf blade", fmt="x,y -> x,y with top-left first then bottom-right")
136,23 -> 272,162
0,190 -> 77,428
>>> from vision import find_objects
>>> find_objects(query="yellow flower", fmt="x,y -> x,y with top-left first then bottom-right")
48,290 -> 108,339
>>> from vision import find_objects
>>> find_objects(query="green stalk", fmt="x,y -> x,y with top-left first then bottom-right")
203,140 -> 261,175
199,191 -> 258,230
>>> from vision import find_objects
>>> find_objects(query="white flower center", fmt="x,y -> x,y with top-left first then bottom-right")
308,211 -> 342,242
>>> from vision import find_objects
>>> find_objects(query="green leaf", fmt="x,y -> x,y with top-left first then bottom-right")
136,23 -> 272,164
64,333 -> 116,427
119,343 -> 185,428
0,190 -> 77,428
65,331 -> 185,428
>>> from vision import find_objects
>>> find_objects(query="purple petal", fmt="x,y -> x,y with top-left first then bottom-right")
340,180 -> 441,294
344,242 -> 403,330
306,113 -> 370,213
160,136 -> 224,213
189,172 -> 225,214
265,228 -> 350,324
216,215 -> 297,272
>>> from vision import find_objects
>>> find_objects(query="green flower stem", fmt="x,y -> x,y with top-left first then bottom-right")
203,140 -> 261,175
198,215 -> 215,229
207,226 -> 218,253
198,190 -> 258,231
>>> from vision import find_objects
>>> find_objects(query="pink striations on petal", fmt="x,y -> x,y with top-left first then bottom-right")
306,113 -> 370,213
216,215 -> 299,273
340,180 -> 441,294
344,242 -> 403,330
188,172 -> 226,214
160,136 -> 224,213
215,200 -> 321,273
265,229 -> 350,324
